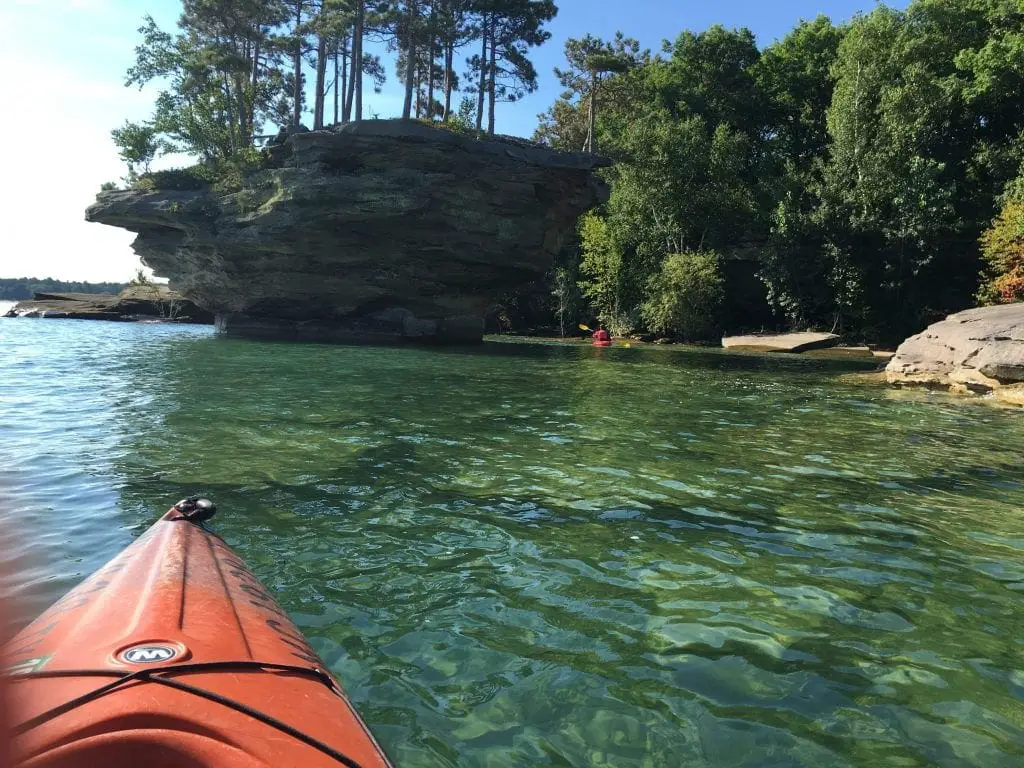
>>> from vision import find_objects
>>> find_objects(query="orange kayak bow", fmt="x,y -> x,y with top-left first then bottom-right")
6,499 -> 393,768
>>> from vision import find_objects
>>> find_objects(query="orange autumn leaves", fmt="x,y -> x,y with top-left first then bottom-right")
980,199 -> 1024,305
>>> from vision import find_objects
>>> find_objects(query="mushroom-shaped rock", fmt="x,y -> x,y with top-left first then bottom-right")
86,119 -> 611,344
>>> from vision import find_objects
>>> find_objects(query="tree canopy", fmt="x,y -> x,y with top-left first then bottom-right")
536,0 -> 1024,343
114,0 -> 559,175
109,0 -> 1024,342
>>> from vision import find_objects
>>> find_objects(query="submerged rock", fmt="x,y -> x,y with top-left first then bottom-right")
721,331 -> 841,353
886,303 -> 1024,403
85,120 -> 610,344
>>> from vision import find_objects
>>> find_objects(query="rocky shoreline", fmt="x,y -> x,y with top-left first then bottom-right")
3,286 -> 213,324
885,303 -> 1024,406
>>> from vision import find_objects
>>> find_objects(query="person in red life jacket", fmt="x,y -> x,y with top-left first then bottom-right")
591,327 -> 612,345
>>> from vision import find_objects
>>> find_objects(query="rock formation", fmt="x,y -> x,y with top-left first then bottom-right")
85,120 -> 610,344
4,287 -> 213,324
721,331 -> 841,353
885,302 -> 1024,405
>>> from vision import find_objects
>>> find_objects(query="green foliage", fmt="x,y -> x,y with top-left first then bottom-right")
537,1 -> 1024,343
415,114 -> 481,139
111,120 -> 162,180
578,212 -> 631,332
109,0 -> 560,194
134,165 -> 215,191
754,16 -> 844,167
812,0 -> 1021,337
567,27 -> 770,337
443,112 -> 477,136
640,251 -> 725,341
131,148 -> 268,194
534,33 -> 647,151
100,181 -> 119,192
130,269 -> 153,287
121,11 -> 287,164
212,148 -> 271,193
978,197 -> 1024,304
550,263 -> 583,337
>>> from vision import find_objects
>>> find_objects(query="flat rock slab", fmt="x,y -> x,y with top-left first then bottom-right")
886,302 -> 1024,396
721,332 -> 840,353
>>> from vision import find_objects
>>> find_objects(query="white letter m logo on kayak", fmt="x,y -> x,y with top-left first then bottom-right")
121,645 -> 177,664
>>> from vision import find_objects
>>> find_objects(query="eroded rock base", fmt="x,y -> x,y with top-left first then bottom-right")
215,310 -> 482,344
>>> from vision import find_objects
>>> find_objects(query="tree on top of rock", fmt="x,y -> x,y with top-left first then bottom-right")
549,33 -> 643,153
120,2 -> 292,164
464,0 -> 557,134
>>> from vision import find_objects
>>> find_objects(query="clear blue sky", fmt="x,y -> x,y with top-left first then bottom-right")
1,0 -> 906,282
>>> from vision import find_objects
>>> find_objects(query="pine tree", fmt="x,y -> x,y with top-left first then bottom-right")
463,0 -> 556,134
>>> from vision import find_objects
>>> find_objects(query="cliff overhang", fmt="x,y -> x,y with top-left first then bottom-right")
86,120 -> 611,344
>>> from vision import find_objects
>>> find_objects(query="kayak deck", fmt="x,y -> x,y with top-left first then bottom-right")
6,502 -> 392,768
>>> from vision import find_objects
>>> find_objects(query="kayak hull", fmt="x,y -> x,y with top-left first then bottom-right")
6,508 -> 392,768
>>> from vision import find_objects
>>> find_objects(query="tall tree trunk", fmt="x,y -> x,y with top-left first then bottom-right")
252,36 -> 261,91
354,2 -> 363,121
414,58 -> 422,118
292,1 -> 303,127
425,4 -> 436,119
344,20 -> 355,121
341,31 -> 351,121
402,3 -> 418,120
235,74 -> 249,145
314,33 -> 327,129
223,74 -> 238,154
475,13 -> 487,130
586,72 -> 597,153
333,42 -> 340,125
251,31 -> 262,134
425,59 -> 434,119
487,23 -> 496,134
442,39 -> 453,121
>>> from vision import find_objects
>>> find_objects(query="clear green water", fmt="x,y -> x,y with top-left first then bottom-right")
1,318 -> 1023,767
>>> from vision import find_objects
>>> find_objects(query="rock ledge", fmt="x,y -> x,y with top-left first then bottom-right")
86,119 -> 610,344
885,303 -> 1024,404
721,331 -> 840,353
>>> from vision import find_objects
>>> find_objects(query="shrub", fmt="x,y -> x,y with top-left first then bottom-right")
131,150 -> 268,194
212,148 -> 270,193
413,116 -> 484,140
134,165 -> 213,191
640,250 -> 725,341
978,199 -> 1024,304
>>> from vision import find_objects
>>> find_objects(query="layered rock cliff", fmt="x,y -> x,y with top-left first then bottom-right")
86,120 -> 610,343
886,303 -> 1024,405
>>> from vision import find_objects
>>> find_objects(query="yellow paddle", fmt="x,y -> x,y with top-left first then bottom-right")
578,323 -> 630,347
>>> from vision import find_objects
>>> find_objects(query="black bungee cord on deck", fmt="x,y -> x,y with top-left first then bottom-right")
10,661 -> 367,768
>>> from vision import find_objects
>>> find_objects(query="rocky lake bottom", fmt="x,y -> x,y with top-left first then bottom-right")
1,317 -> 1022,767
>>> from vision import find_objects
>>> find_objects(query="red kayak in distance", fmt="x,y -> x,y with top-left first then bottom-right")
591,328 -> 612,347
5,499 -> 393,768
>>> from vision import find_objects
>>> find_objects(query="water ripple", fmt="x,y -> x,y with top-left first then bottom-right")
2,319 -> 1024,766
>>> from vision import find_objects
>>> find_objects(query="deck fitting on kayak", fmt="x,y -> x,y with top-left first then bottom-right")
173,495 -> 217,523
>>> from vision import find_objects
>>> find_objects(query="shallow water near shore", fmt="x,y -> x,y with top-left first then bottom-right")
1,318 -> 1022,767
